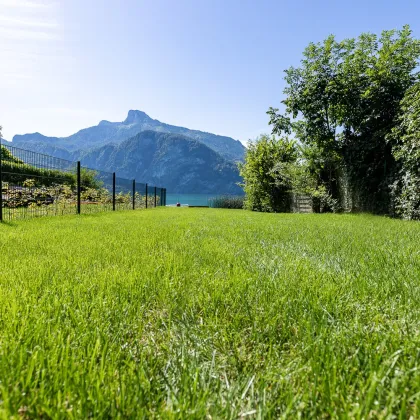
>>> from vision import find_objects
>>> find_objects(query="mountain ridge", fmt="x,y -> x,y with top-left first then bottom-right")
77,131 -> 242,194
13,110 -> 245,162
9,111 -> 245,193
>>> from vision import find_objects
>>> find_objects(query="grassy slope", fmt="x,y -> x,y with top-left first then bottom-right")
0,209 -> 419,418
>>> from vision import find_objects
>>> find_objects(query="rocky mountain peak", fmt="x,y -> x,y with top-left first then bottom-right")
123,110 -> 151,125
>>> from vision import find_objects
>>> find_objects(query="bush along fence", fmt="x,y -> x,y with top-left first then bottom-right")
0,143 -> 166,221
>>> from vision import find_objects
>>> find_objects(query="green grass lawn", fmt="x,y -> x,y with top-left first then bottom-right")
1,209 -> 420,418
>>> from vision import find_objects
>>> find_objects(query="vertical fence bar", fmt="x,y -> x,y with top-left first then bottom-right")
77,161 -> 81,215
145,183 -> 148,209
0,141 -> 3,222
132,179 -> 135,210
112,172 -> 116,211
154,186 -> 157,208
164,188 -> 166,206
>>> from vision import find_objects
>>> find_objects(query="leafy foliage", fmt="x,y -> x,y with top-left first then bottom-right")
1,145 -> 23,164
238,135 -> 340,213
388,81 -> 420,219
268,25 -> 420,215
1,145 -> 101,190
273,146 -> 340,213
239,135 -> 298,212
208,195 -> 244,209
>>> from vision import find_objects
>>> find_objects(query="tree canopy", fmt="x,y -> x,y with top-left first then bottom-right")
264,25 -> 420,217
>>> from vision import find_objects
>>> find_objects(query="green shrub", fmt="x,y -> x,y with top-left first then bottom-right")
239,135 -> 298,212
209,195 -> 244,209
1,146 -> 101,189
0,145 -> 24,164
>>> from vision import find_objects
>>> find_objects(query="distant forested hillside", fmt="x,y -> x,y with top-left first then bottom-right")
11,110 -> 245,193
76,131 -> 243,194
13,110 -> 245,162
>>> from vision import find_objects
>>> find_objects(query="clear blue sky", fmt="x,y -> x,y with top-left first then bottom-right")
1,0 -> 420,144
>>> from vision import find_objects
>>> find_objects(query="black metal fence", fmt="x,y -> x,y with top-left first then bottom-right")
0,143 -> 166,221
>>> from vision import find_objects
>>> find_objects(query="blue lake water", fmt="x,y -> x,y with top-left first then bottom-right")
166,193 -> 244,206
166,194 -> 219,206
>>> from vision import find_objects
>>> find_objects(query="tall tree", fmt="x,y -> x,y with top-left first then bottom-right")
268,26 -> 420,214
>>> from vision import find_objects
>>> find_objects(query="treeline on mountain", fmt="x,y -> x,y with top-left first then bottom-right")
9,112 -> 245,194
240,25 -> 420,219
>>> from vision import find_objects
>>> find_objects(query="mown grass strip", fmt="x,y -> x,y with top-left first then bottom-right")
0,209 -> 419,418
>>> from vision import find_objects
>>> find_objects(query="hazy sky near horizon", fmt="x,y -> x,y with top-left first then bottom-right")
1,0 -> 420,144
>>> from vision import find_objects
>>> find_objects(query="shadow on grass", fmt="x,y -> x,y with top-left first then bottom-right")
0,220 -> 19,228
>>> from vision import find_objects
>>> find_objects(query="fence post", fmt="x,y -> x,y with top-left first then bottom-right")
0,140 -> 3,222
77,161 -> 81,215
164,188 -> 166,206
132,179 -> 135,210
154,186 -> 157,208
112,172 -> 116,211
145,183 -> 148,209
